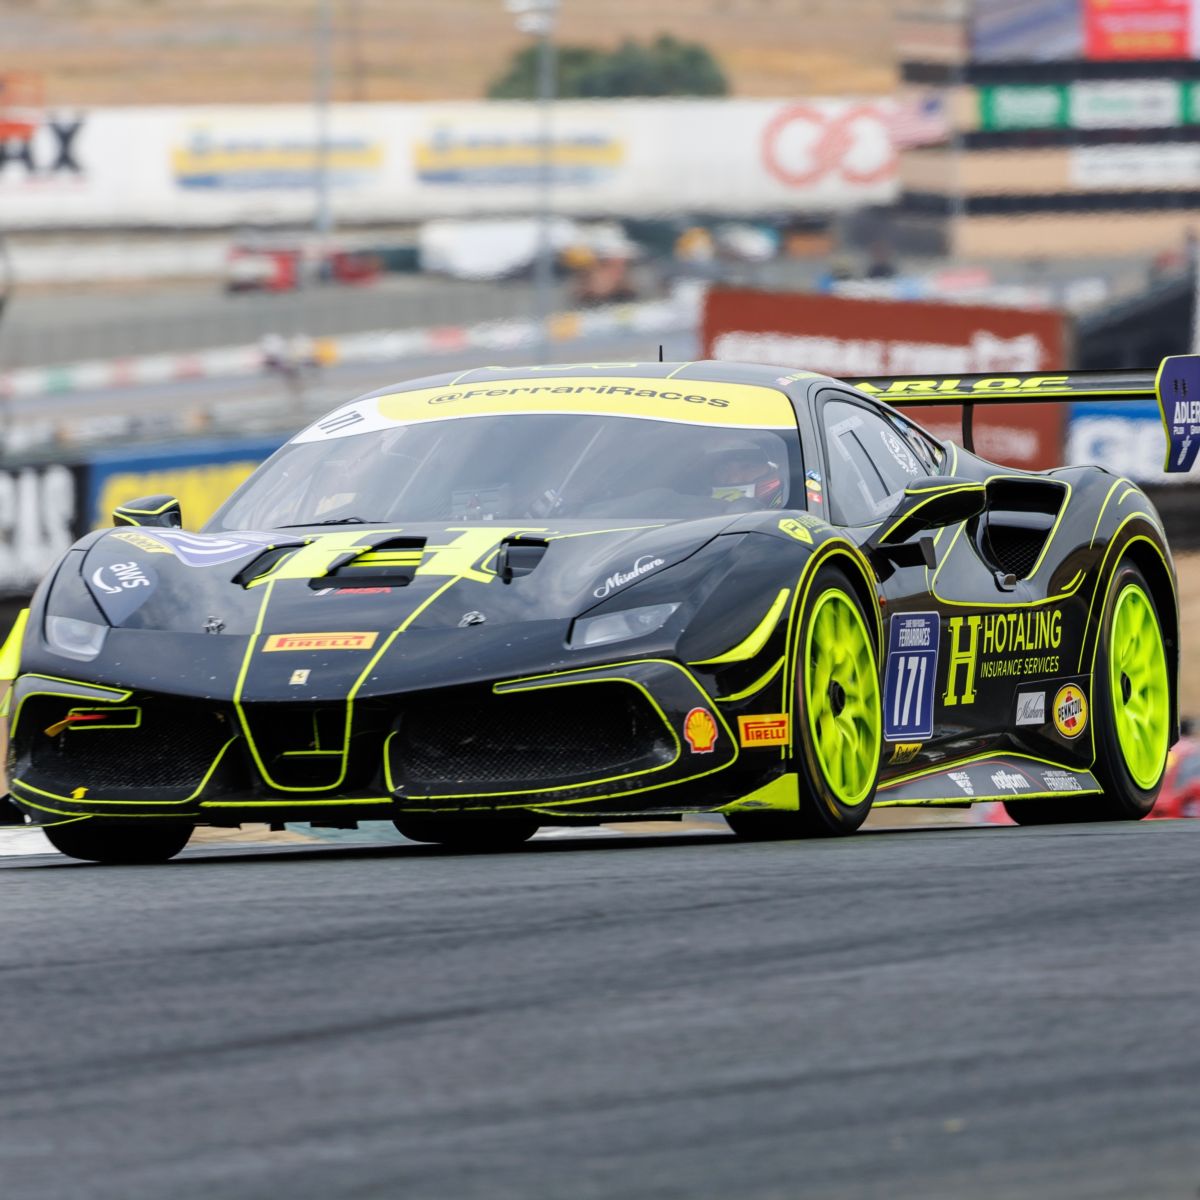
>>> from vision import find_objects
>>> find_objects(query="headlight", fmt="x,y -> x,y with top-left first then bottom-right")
570,603 -> 679,649
44,615 -> 108,661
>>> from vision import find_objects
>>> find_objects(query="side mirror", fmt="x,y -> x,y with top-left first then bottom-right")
113,494 -> 183,529
871,477 -> 986,548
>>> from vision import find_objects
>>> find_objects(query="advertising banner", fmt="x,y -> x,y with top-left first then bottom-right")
0,99 -> 901,230
0,462 -> 86,599
971,0 -> 1200,62
702,289 -> 1068,470
1066,399 -> 1200,481
1084,0 -> 1197,60
977,80 -> 1200,132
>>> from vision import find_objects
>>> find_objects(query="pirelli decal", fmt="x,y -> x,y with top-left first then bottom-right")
738,714 -> 790,747
263,632 -> 379,652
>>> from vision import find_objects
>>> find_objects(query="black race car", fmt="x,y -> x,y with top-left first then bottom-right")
1,358 -> 1190,862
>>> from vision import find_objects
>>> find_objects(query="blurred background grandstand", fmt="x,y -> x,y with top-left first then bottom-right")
3,0 -> 1200,742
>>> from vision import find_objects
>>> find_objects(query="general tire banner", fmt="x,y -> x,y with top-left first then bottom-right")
703,289 -> 1068,470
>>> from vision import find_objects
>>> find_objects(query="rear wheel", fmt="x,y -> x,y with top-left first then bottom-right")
393,814 -> 539,850
1005,561 -> 1170,825
43,820 -> 194,864
727,564 -> 881,840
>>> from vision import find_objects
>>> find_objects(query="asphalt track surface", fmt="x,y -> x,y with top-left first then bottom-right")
3,819 -> 1199,1200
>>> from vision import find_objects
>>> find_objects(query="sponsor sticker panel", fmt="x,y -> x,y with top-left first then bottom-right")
684,706 -> 719,754
1053,683 -> 1089,739
883,612 -> 940,741
738,713 -> 790,748
263,632 -> 379,652
878,758 -> 1102,804
1015,690 -> 1047,727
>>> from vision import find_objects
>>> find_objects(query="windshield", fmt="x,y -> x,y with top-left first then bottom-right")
209,414 -> 799,529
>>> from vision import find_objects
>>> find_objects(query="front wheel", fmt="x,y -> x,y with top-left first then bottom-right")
393,814 -> 539,850
43,820 -> 194,864
1006,560 -> 1171,825
727,564 -> 882,840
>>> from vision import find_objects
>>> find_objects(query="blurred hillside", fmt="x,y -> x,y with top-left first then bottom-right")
6,0 -> 898,104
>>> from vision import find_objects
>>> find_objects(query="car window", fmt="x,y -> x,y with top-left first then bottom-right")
820,395 -> 928,527
885,410 -> 944,472
210,413 -> 801,528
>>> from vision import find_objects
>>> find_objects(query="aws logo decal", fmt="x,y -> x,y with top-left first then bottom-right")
942,609 -> 1063,706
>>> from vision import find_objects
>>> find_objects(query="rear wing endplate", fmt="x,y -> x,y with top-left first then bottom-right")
847,355 -> 1200,473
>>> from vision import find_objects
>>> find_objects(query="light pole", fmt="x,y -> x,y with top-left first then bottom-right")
505,0 -> 559,355
314,0 -> 335,267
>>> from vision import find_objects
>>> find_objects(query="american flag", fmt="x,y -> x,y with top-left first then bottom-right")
890,93 -> 950,149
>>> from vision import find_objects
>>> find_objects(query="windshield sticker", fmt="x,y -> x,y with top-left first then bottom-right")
805,470 -> 823,506
593,555 -> 664,598
883,612 -> 939,742
880,428 -> 919,476
292,377 -> 798,442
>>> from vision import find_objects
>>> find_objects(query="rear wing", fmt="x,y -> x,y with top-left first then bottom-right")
847,354 -> 1200,473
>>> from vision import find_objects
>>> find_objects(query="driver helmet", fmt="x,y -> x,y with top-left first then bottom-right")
708,439 -> 785,508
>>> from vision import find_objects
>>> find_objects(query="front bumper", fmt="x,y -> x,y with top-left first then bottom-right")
8,661 -> 760,824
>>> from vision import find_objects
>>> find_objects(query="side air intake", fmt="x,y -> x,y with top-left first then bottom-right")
975,478 -> 1067,581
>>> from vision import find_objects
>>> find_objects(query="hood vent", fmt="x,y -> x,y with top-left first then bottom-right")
497,536 -> 549,583
322,535 -> 428,589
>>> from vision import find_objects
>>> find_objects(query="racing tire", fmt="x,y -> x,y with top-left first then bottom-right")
726,563 -> 882,840
392,814 -> 539,850
43,819 -> 194,864
1005,560 -> 1170,826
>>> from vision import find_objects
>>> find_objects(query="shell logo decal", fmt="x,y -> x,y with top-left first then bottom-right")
684,706 -> 719,754
1053,684 -> 1088,739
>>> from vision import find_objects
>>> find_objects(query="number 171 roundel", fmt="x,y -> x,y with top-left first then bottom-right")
883,612 -> 940,743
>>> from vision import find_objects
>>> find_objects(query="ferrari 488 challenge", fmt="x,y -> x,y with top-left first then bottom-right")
2,357 -> 1192,861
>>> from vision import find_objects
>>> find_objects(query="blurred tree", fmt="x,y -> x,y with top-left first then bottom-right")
487,34 -> 728,99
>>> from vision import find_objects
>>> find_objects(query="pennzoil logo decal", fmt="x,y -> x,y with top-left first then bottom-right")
737,714 -> 789,747
1053,684 -> 1088,738
263,632 -> 379,652
684,707 -> 719,754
